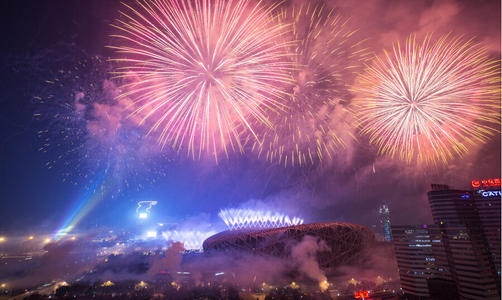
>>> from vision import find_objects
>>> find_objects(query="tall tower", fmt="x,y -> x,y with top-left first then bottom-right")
471,179 -> 501,281
392,181 -> 500,299
427,183 -> 500,299
378,204 -> 392,242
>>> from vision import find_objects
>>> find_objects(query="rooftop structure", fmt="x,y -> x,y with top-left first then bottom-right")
203,222 -> 375,272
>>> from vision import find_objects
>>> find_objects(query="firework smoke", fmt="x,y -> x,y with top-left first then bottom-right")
250,1 -> 368,167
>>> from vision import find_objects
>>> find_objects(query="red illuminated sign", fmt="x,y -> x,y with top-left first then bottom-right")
471,178 -> 501,188
354,290 -> 370,299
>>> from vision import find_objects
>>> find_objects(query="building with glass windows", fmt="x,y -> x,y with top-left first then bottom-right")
392,180 -> 501,300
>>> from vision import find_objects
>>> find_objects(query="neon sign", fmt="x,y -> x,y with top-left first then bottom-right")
481,191 -> 501,197
471,178 -> 501,188
354,291 -> 370,299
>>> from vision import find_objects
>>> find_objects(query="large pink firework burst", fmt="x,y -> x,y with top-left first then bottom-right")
353,35 -> 500,165
249,2 -> 368,167
110,0 -> 292,161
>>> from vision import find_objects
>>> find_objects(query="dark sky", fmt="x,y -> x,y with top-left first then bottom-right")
0,0 -> 500,234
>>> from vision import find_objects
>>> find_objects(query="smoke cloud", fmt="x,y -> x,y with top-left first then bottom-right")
290,236 -> 330,284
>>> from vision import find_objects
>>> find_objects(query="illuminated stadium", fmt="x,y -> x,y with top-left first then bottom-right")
203,222 -> 375,270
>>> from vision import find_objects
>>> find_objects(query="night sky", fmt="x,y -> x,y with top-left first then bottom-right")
0,0 -> 500,235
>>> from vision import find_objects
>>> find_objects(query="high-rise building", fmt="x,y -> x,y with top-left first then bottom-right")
378,204 -> 392,242
392,179 -> 501,300
471,179 -> 501,278
391,225 -> 443,298
427,182 -> 500,300
428,184 -> 479,226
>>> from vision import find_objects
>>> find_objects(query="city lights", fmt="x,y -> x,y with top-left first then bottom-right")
101,281 -> 115,287
319,280 -> 329,292
136,281 -> 148,289
146,231 -> 157,238
354,290 -> 370,299
161,230 -> 216,250
136,201 -> 157,219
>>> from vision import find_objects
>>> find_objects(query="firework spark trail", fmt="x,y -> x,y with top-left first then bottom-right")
33,54 -> 169,194
250,2 -> 368,167
353,35 -> 501,165
110,0 -> 293,162
218,209 -> 304,230
34,56 -> 111,185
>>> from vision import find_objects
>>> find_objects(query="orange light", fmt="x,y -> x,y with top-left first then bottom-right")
472,178 -> 501,188
355,291 -> 370,299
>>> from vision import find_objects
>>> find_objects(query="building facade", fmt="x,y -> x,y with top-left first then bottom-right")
471,180 -> 501,278
392,179 -> 501,299
391,225 -> 441,298
427,183 -> 500,300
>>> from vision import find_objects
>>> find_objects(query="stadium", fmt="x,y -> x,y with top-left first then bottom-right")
203,222 -> 375,272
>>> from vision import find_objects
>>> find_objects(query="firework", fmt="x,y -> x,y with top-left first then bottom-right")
110,0 -> 292,161
353,35 -> 501,164
161,230 -> 217,250
250,2 -> 367,167
34,55 -> 111,185
33,51 -> 169,194
218,209 -> 303,230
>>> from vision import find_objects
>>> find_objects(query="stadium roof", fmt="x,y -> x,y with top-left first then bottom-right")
203,222 -> 375,270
